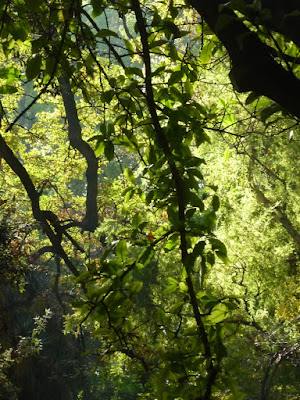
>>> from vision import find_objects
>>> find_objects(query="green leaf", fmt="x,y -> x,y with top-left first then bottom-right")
9,20 -> 30,41
167,42 -> 179,61
129,281 -> 143,294
106,121 -> 115,135
45,55 -> 56,76
164,233 -> 180,252
0,67 -> 20,83
168,69 -> 184,85
216,252 -> 230,265
183,253 -> 195,274
156,308 -> 166,324
260,104 -> 282,123
95,141 -> 105,157
245,91 -> 260,105
151,64 -> 167,77
167,204 -> 180,228
210,238 -> 227,255
137,246 -> 154,266
26,55 -> 42,81
186,157 -> 206,167
182,326 -> 198,336
170,301 -> 184,314
82,88 -> 91,103
186,191 -> 204,210
0,85 -> 18,94
205,303 -> 229,324
96,29 -> 119,38
212,195 -> 220,211
124,188 -> 135,202
179,281 -> 188,292
101,90 -> 115,103
195,129 -> 211,146
224,147 -> 230,161
104,141 -> 114,161
91,0 -> 104,16
76,270 -> 91,284
167,277 -> 178,285
132,213 -> 141,229
187,168 -> 203,182
184,80 -> 194,99
193,241 -> 205,259
88,134 -> 103,142
163,19 -> 181,38
124,39 -> 135,55
163,284 -> 177,295
205,252 -> 215,267
125,67 -> 143,78
198,210 -> 216,231
138,221 -> 148,231
116,240 -> 128,261
200,40 -> 215,64
186,208 -> 196,220
124,167 -> 136,185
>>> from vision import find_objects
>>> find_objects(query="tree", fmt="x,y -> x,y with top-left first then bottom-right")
0,1 -> 299,399
188,0 -> 300,117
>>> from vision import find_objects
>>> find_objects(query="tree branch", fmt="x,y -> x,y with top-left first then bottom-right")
58,74 -> 98,232
131,1 -> 217,397
188,0 -> 300,118
238,0 -> 300,48
248,160 -> 300,247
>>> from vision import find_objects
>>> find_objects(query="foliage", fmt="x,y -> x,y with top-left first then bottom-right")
0,308 -> 52,400
0,0 -> 300,399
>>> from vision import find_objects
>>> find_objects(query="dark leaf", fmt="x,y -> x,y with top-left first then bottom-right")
104,141 -> 114,161
26,55 -> 42,81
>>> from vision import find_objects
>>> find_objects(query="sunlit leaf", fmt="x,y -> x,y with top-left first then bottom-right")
116,240 -> 128,261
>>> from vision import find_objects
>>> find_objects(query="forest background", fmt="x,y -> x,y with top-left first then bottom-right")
0,0 -> 299,399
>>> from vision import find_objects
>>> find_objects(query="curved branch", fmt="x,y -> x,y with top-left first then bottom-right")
0,134 -> 80,277
31,246 -> 55,261
188,0 -> 300,118
0,134 -> 42,223
58,74 -> 98,232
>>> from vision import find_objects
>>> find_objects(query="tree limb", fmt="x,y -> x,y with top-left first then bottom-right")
248,160 -> 300,247
131,1 -> 218,398
58,74 -> 98,232
238,0 -> 300,47
188,0 -> 300,118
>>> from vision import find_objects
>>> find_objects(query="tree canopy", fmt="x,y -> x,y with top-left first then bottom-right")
0,1 -> 299,399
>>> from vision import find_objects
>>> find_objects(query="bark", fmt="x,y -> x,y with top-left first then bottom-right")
131,1 -> 218,397
248,161 -> 300,247
241,0 -> 300,47
253,185 -> 300,248
0,134 -> 80,277
188,0 -> 300,119
58,74 -> 98,232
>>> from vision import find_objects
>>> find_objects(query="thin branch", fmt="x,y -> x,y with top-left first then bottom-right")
131,1 -> 217,397
248,158 -> 300,247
